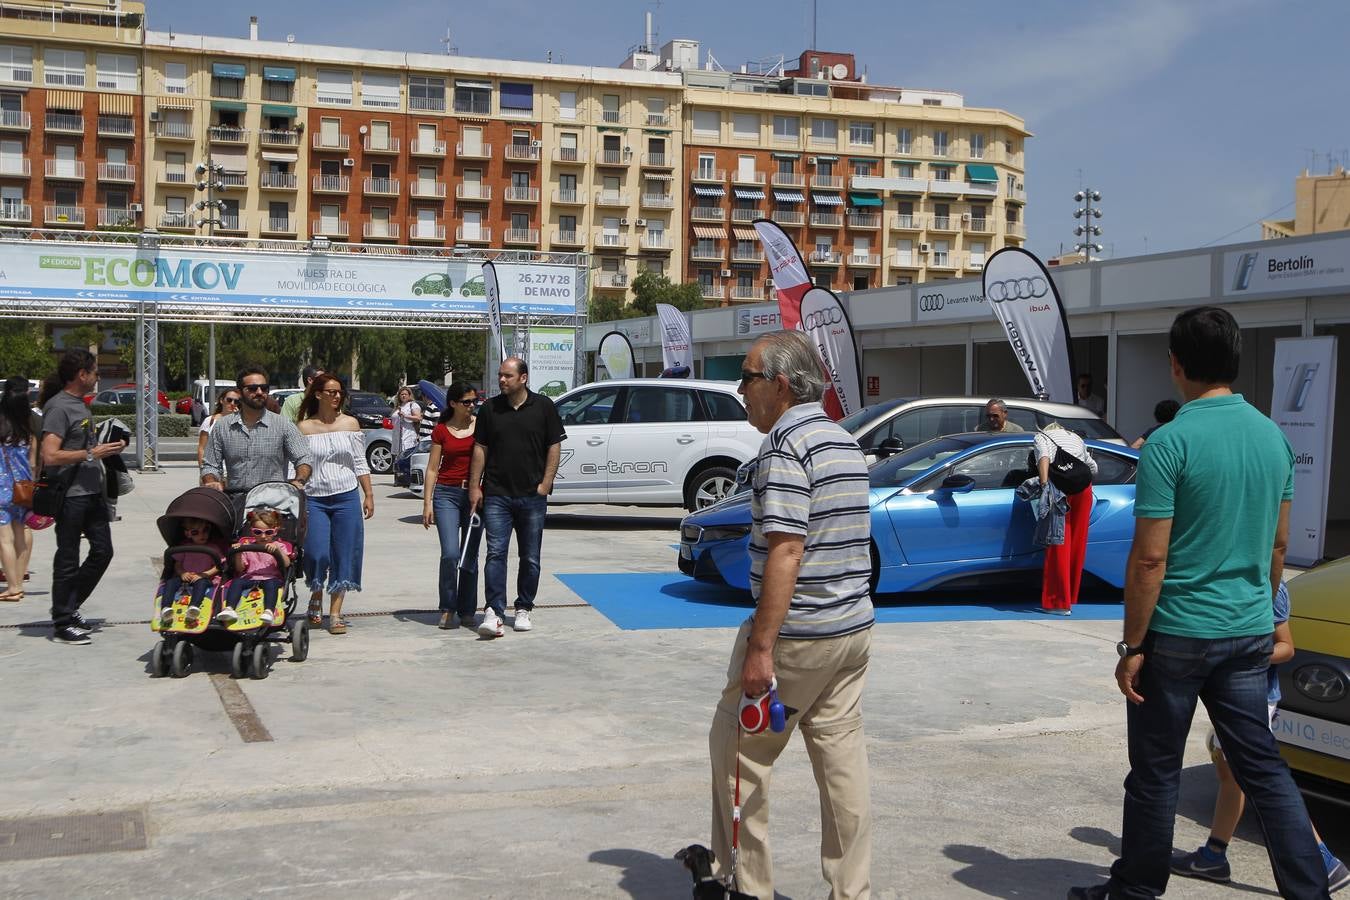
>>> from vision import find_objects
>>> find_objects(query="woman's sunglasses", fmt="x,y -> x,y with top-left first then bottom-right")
455,397 -> 478,406
250,527 -> 278,537
221,396 -> 240,405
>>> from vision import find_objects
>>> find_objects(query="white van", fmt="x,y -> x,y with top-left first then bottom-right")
193,378 -> 236,407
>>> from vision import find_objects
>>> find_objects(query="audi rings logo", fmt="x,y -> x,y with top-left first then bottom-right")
986,276 -> 1049,303
919,293 -> 945,312
803,307 -> 843,330
1293,664 -> 1348,702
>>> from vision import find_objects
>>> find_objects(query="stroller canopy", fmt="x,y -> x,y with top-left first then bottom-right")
243,481 -> 307,535
156,487 -> 238,546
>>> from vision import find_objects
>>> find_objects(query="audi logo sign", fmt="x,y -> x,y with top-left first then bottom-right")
986,276 -> 1050,303
802,307 -> 843,330
919,293 -> 945,312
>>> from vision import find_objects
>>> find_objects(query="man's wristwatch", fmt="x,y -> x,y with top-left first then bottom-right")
1116,641 -> 1144,658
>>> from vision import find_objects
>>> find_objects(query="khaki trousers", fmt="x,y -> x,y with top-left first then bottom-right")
709,620 -> 872,899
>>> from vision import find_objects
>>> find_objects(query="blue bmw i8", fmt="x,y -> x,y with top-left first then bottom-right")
677,432 -> 1139,595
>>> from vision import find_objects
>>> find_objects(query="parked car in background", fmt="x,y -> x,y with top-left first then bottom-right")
680,432 -> 1140,594
91,386 -> 170,410
346,391 -> 395,474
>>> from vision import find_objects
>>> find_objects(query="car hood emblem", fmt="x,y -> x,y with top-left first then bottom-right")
1294,664 -> 1347,702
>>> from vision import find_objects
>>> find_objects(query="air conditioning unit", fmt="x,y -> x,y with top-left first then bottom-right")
960,213 -> 971,223
149,110 -> 160,122
531,140 -> 543,148
634,218 -> 647,227
342,158 -> 355,167
720,269 -> 732,278
764,278 -> 775,289
619,217 -> 629,226
129,202 -> 143,214
918,242 -> 931,253
807,156 -> 818,165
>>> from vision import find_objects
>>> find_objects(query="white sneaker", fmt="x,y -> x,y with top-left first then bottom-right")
259,609 -> 275,625
477,610 -> 503,638
184,606 -> 202,625
512,610 -> 533,632
159,608 -> 175,626
216,607 -> 238,624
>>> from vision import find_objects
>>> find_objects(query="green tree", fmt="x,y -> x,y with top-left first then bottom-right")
404,329 -> 486,388
628,272 -> 705,317
0,320 -> 56,378
588,293 -> 627,323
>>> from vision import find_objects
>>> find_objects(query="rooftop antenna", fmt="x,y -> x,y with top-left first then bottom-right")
440,26 -> 458,56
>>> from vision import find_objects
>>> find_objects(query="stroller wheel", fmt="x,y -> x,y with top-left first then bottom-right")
250,642 -> 271,680
151,640 -> 169,678
289,617 -> 309,663
170,641 -> 193,678
231,642 -> 250,679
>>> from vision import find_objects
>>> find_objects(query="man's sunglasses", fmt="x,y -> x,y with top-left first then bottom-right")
738,370 -> 770,387
242,383 -> 270,393
250,527 -> 278,536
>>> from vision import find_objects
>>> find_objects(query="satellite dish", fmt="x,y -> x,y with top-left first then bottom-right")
831,63 -> 848,79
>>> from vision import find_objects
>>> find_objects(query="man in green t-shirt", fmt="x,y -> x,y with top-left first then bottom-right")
1070,307 -> 1326,899
281,365 -> 319,423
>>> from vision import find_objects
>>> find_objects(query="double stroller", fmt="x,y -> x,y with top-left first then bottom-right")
149,482 -> 309,679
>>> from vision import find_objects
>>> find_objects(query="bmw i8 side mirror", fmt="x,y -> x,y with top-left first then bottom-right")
875,437 -> 904,459
938,474 -> 976,493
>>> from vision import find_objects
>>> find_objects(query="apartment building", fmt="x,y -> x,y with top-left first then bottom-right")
0,2 -> 1029,308
1262,166 -> 1350,240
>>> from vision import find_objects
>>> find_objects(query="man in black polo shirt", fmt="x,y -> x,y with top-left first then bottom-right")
468,357 -> 566,638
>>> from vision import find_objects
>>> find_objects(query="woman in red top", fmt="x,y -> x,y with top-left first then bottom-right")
421,382 -> 481,629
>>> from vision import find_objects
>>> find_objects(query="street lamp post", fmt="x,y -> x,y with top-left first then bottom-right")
195,158 -> 226,404
1073,188 -> 1103,261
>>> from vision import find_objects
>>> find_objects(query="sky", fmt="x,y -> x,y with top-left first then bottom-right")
153,0 -> 1350,261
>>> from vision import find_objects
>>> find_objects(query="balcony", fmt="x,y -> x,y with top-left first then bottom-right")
594,272 -> 629,289
159,212 -> 194,230
313,133 -> 351,152
645,112 -> 670,127
811,174 -> 844,190
808,250 -> 841,266
552,147 -> 586,165
44,159 -> 85,180
552,229 -> 583,247
771,209 -> 804,226
699,284 -> 725,300
456,184 -> 491,202
363,177 -> 400,196
504,186 -> 540,203
771,172 -> 805,188
892,252 -> 919,269
215,215 -> 246,233
456,142 -> 492,160
259,129 -> 301,147
504,143 -> 541,162
731,248 -> 764,263
690,245 -> 724,262
600,110 -> 626,125
363,136 -> 401,154
597,149 -> 629,167
261,217 -> 296,235
0,203 -> 31,223
731,285 -> 764,301
154,120 -> 194,141
690,206 -> 724,222
208,125 -> 249,144
551,189 -> 583,205
312,174 -> 351,194
1006,221 -> 1026,239
410,223 -> 445,242
1008,185 -> 1027,203
641,153 -> 672,169
691,167 -> 726,183
731,208 -> 762,223
363,222 -> 400,241
640,193 -> 674,209
93,207 -> 133,227
847,213 -> 880,229
45,113 -> 84,134
260,172 -> 298,191
928,252 -> 958,271
97,163 -> 136,183
891,213 -> 923,231
594,232 -> 628,251
97,115 -> 134,138
44,205 -> 84,226
732,170 -> 766,186
311,219 -> 349,238
929,215 -> 958,232
410,180 -> 446,199
809,212 -> 842,228
452,97 -> 491,115
504,227 -> 540,244
966,217 -> 992,234
594,191 -> 628,207
218,172 -> 247,190
0,158 -> 31,178
455,226 -> 492,243
640,234 -> 673,251
410,138 -> 446,157
847,253 -> 880,267
0,109 -> 30,131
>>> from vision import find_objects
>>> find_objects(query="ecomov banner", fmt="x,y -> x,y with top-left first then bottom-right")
981,248 -> 1076,403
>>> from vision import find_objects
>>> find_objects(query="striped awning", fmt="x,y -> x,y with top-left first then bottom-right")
773,190 -> 805,203
811,193 -> 842,206
157,95 -> 194,110
98,93 -> 134,115
692,226 -> 724,240
46,90 -> 83,111
733,187 -> 765,200
732,227 -> 758,241
643,172 -> 674,181
692,184 -> 725,197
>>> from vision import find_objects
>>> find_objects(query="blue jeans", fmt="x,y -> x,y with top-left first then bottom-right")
303,489 -> 363,594
1107,631 -> 1327,899
432,484 -> 480,617
482,493 -> 546,616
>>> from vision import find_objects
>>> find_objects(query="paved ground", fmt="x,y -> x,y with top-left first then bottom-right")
0,464 -> 1343,898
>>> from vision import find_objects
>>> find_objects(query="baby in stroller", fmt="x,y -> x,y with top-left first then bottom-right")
217,508 -> 293,626
156,516 -> 229,628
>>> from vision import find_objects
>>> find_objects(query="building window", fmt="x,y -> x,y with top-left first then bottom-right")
210,62 -> 244,99
409,75 -> 445,111
696,154 -> 715,179
316,68 -> 354,105
559,214 -> 576,234
810,118 -> 836,142
454,80 -> 491,115
44,49 -> 85,87
0,45 -> 33,84
848,121 -> 874,146
165,152 -> 186,182
601,93 -> 621,123
922,98 -> 942,106
362,71 -> 400,109
692,109 -> 719,137
162,61 -> 187,94
511,171 -> 530,190
733,112 -> 758,140
895,162 -> 916,179
776,158 -> 795,175
896,127 -> 911,154
932,166 -> 951,182
970,132 -> 985,160
558,90 -> 577,120
851,160 -> 873,177
264,78 -> 291,103
772,115 -> 799,141
933,130 -> 949,157
511,211 -> 529,231
95,53 -> 137,92
500,82 -> 534,116
166,196 -> 187,217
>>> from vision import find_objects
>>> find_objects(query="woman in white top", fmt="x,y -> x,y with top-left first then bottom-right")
195,388 -> 242,469
296,372 -> 373,634
1033,422 -> 1098,615
393,386 -> 422,459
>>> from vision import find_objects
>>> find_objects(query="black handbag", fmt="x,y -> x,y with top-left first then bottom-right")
1048,445 -> 1093,495
31,464 -> 76,517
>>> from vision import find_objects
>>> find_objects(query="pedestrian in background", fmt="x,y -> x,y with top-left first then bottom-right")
709,330 -> 874,899
195,388 -> 242,468
0,376 -> 38,602
422,382 -> 481,630
1077,373 -> 1107,417
1034,422 -> 1096,615
977,398 -> 1025,433
296,372 -> 372,635
1130,399 -> 1179,450
468,357 -> 565,638
282,365 -> 320,423
394,385 -> 422,461
1070,306 -> 1327,899
40,350 -> 126,645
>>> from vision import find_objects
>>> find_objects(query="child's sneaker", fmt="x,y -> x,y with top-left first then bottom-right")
184,606 -> 202,626
216,606 -> 238,624
159,608 -> 175,626
259,609 -> 275,625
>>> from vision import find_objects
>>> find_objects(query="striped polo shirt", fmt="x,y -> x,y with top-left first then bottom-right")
749,401 -> 874,639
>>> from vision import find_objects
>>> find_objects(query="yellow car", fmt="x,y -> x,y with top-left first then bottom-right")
1277,555 -> 1350,802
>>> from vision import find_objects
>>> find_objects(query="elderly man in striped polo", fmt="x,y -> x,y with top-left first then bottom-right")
709,329 -> 874,899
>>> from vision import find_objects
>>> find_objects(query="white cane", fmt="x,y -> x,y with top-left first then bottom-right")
458,512 -> 482,571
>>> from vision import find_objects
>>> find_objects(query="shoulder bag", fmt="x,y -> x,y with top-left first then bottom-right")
1,446 -> 34,508
1044,432 -> 1093,495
